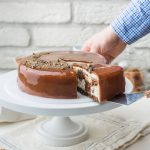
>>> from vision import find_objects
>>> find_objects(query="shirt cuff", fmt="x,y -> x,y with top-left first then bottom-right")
111,0 -> 150,45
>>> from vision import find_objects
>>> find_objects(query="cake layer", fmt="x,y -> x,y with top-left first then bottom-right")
72,65 -> 100,101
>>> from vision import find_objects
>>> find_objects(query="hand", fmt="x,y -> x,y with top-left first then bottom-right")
82,26 -> 127,63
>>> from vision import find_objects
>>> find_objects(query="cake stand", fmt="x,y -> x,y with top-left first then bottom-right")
0,70 -> 133,147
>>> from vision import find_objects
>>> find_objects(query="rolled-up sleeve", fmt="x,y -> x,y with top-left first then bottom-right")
111,0 -> 150,44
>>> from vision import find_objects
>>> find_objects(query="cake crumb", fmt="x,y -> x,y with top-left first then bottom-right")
145,90 -> 150,98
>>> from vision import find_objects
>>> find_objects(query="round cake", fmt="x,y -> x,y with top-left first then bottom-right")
16,51 -> 125,102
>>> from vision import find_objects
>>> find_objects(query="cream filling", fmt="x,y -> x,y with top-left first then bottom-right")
72,66 -> 100,100
77,78 -> 86,90
64,61 -> 91,66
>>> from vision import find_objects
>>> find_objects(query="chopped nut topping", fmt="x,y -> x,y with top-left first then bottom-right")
23,53 -> 70,70
22,52 -> 95,72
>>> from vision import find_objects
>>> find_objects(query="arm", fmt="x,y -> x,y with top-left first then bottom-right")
82,0 -> 150,63
112,0 -> 150,44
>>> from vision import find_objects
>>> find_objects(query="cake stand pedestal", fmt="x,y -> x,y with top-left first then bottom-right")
0,70 -> 132,147
36,116 -> 88,146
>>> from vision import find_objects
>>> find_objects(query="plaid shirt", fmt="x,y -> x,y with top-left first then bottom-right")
111,0 -> 150,44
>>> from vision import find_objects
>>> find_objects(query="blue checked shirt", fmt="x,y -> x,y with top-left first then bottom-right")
111,0 -> 150,44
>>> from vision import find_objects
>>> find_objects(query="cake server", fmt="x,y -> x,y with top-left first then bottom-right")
111,93 -> 144,105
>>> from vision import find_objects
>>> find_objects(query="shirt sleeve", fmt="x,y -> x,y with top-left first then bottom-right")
111,0 -> 150,44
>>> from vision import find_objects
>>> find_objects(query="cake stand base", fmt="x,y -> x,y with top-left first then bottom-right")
36,117 -> 88,147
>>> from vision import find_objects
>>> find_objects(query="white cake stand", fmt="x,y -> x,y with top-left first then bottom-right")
0,70 -> 133,147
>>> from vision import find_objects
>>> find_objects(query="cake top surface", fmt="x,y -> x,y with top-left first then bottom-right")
16,51 -> 123,74
16,51 -> 106,70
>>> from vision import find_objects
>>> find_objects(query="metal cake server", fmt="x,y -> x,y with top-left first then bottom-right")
111,93 -> 144,105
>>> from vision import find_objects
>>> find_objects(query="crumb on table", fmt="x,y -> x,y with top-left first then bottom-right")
145,90 -> 150,98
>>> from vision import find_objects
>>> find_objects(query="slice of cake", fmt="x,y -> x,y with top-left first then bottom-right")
72,64 -> 125,102
16,51 -> 125,103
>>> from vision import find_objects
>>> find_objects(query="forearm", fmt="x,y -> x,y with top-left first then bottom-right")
111,0 -> 150,44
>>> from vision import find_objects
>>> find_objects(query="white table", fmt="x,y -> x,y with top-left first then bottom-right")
0,70 -> 149,149
107,97 -> 150,150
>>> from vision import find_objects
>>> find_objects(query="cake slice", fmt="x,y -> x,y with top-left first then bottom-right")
72,63 -> 125,102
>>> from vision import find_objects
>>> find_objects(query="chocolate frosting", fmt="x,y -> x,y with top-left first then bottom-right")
17,51 -> 107,67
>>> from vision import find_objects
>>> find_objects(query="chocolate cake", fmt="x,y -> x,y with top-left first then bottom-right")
16,51 -> 125,103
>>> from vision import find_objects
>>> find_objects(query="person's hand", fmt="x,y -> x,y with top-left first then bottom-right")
82,26 -> 127,63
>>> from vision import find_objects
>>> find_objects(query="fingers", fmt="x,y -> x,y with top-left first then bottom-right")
82,45 -> 90,52
81,40 -> 91,52
82,39 -> 99,53
90,45 -> 99,53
